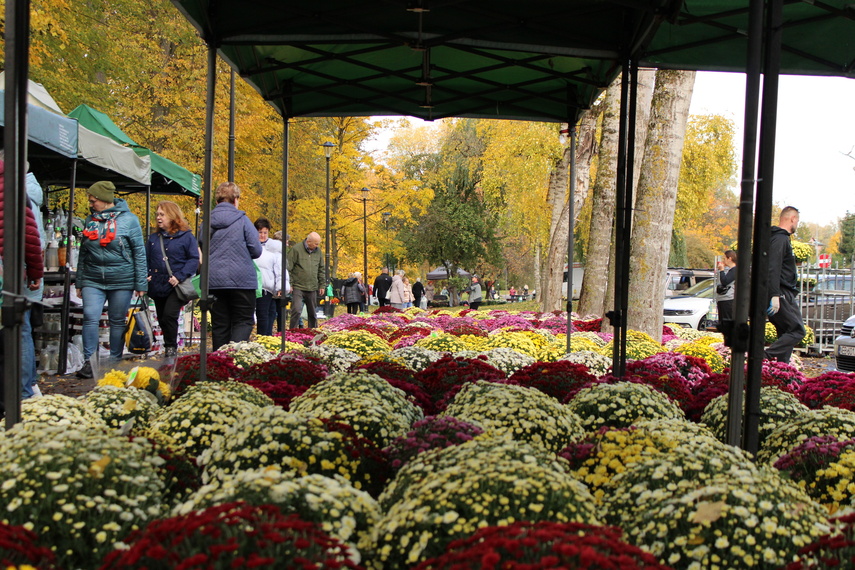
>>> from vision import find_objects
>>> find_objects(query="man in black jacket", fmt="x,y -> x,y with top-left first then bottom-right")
373,267 -> 393,307
766,206 -> 805,363
412,277 -> 425,309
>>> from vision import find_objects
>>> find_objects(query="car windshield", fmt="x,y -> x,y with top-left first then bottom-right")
676,278 -> 714,297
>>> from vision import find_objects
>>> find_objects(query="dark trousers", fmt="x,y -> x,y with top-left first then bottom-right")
256,291 -> 278,336
766,289 -> 806,363
469,301 -> 481,310
290,289 -> 318,329
346,302 -> 361,314
152,290 -> 185,349
717,299 -> 734,322
378,294 -> 391,307
210,289 -> 256,350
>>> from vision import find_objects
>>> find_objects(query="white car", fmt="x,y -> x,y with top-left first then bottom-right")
833,314 -> 855,372
663,278 -> 717,330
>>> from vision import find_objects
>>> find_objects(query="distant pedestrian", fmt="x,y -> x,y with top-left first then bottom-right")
374,267 -> 393,306
389,269 -> 408,309
340,272 -> 366,314
716,250 -> 737,322
465,276 -> 483,310
412,277 -> 425,309
286,232 -> 325,329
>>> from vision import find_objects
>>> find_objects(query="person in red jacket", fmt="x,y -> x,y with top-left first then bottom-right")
0,153 -> 46,414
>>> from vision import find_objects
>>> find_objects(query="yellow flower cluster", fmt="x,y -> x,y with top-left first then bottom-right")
323,330 -> 392,358
254,334 -> 286,354
674,340 -> 726,373
97,369 -> 129,388
482,331 -> 541,359
759,407 -> 855,465
415,332 -> 470,353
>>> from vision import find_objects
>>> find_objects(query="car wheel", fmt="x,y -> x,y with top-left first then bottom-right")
697,317 -> 708,331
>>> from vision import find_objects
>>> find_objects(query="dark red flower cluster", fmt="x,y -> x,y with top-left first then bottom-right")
344,321 -> 392,339
170,352 -> 240,397
509,361 -> 597,401
321,419 -> 390,497
786,511 -> 855,569
100,502 -> 363,569
388,326 -> 431,345
349,361 -> 433,412
413,520 -> 672,570
685,372 -> 730,422
240,353 -> 328,409
796,371 -> 855,410
573,318 -> 603,332
0,522 -> 56,569
383,415 -> 484,471
445,323 -> 488,337
372,305 -> 401,314
284,328 -> 317,345
557,438 -> 601,470
414,356 -> 507,412
662,324 -> 675,336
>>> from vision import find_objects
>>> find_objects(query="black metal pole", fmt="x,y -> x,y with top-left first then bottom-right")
611,62 -> 631,377
745,0 -> 783,456
363,196 -> 368,287
324,155 -> 331,286
619,61 -> 639,365
280,118 -> 289,350
566,125 -> 577,354
726,0 -> 764,447
199,44 -> 217,381
3,0 -> 31,428
228,70 -> 236,182
57,161 -> 78,375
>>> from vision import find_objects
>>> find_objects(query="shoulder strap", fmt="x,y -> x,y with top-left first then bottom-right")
158,234 -> 174,277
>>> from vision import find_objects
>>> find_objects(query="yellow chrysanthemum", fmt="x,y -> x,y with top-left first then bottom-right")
97,369 -> 129,388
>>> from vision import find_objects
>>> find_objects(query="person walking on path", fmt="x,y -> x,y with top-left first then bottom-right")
340,272 -> 366,314
373,267 -> 393,306
208,182 -> 262,350
715,250 -> 737,323
766,206 -> 806,363
254,217 -> 284,336
145,201 -> 200,357
388,269 -> 408,309
286,232 -> 325,329
465,276 -> 483,310
76,181 -> 147,378
412,277 -> 425,309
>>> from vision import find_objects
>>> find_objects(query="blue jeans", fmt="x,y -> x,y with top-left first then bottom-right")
82,287 -> 134,360
21,310 -> 36,399
256,291 -> 278,336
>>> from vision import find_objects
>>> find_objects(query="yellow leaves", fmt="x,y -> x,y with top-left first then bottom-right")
88,455 -> 112,478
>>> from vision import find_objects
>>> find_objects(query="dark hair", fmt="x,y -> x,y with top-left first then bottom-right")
724,250 -> 737,263
254,217 -> 271,231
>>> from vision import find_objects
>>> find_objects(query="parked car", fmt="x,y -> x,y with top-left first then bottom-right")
664,268 -> 715,297
833,313 -> 855,372
663,278 -> 717,330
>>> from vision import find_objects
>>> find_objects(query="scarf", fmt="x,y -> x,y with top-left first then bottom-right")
83,210 -> 120,246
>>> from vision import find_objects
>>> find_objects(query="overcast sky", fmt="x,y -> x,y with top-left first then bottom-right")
369,71 -> 855,228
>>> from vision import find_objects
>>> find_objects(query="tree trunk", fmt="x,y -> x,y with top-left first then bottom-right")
578,78 -> 622,318
539,110 -> 599,312
627,70 -> 696,340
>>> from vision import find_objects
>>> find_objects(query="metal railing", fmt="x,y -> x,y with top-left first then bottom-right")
797,264 -> 855,354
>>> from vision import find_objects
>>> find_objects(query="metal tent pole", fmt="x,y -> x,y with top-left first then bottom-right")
198,44 -> 217,381
566,124 -> 577,354
280,118 -> 290,351
228,70 -> 236,182
57,160 -> 79,375
745,0 -> 783,456
610,61 -> 631,378
3,0 -> 31,428
725,0 -> 764,448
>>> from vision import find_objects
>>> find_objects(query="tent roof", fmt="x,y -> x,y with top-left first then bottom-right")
426,266 -> 471,281
69,105 -> 201,197
169,0 -> 855,123
0,73 -> 152,187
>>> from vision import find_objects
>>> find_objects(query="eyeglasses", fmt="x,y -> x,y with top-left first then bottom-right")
88,198 -> 98,204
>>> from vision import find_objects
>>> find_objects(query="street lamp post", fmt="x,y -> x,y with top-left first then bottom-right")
361,187 -> 369,282
382,212 -> 391,273
322,141 -> 335,318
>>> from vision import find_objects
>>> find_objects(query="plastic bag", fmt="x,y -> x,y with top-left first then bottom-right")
66,342 -> 85,374
124,297 -> 154,354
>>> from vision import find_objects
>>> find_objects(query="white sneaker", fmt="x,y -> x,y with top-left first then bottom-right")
31,384 -> 43,397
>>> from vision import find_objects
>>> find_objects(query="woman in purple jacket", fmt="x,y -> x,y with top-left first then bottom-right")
208,182 -> 262,350
146,201 -> 200,357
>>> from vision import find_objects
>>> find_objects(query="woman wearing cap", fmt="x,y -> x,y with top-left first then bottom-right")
75,181 -> 148,378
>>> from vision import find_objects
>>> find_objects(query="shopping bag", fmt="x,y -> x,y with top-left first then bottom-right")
124,297 -> 153,354
175,278 -> 199,303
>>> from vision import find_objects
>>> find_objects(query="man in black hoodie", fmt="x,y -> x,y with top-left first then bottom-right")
373,267 -> 393,307
766,206 -> 805,363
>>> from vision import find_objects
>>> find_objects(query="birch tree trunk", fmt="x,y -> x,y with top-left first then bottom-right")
578,79 -> 621,317
539,109 -> 599,311
627,69 -> 696,340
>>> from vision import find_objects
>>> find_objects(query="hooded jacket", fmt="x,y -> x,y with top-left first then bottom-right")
146,229 -> 200,298
25,172 -> 46,302
340,276 -> 365,305
76,198 -> 147,291
768,225 -> 798,297
208,201 -> 262,290
0,162 -> 44,285
389,274 -> 407,304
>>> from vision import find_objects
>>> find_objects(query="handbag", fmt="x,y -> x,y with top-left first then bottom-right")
159,234 -> 199,303
385,288 -> 392,300
124,296 -> 154,354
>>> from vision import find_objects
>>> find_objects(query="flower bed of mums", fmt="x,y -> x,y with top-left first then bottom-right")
2,307 -> 853,569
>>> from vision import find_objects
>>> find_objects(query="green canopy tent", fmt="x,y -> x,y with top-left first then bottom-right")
68,105 -> 201,198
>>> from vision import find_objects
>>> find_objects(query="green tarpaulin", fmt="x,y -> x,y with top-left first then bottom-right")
69,104 -> 201,197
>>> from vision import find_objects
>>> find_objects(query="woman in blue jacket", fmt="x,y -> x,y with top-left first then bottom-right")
208,182 -> 262,350
75,181 -> 148,378
146,201 -> 200,357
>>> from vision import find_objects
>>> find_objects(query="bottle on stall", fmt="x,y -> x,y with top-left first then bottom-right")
45,239 -> 59,271
69,238 -> 79,270
58,236 -> 67,268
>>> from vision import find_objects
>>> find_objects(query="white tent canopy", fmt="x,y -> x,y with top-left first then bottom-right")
426,266 -> 472,281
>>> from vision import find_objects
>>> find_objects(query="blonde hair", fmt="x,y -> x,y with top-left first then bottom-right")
156,201 -> 191,233
215,181 -> 241,204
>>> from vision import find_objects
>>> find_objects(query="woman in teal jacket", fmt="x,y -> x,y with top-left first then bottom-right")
75,181 -> 148,378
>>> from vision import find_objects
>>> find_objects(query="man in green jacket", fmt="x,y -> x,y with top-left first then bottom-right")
286,231 -> 325,329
